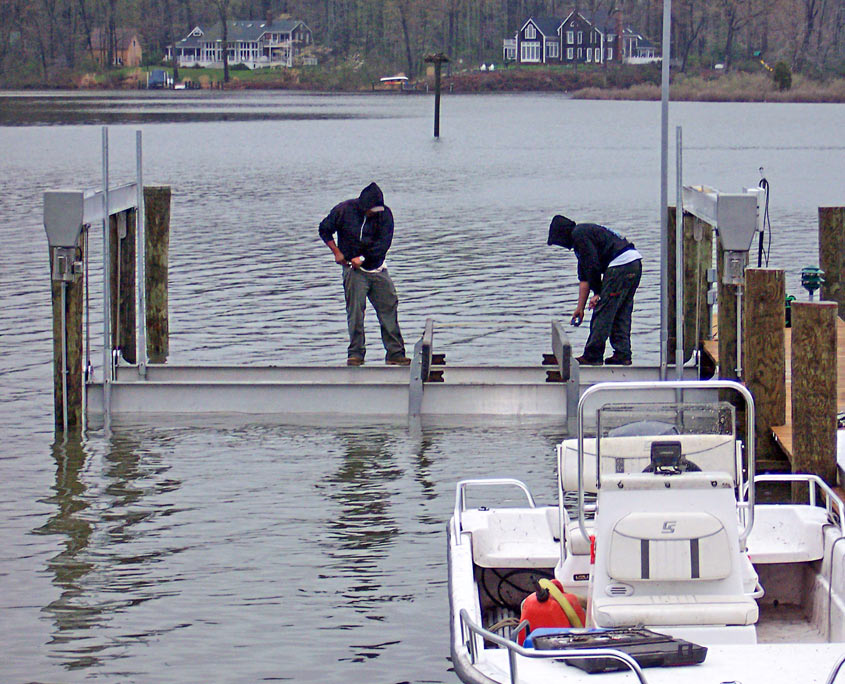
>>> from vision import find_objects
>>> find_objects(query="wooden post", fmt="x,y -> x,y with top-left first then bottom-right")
668,209 -> 713,363
744,268 -> 786,466
50,236 -> 84,430
109,209 -> 137,364
717,242 -> 745,382
144,186 -> 170,364
790,301 -> 838,492
424,53 -> 450,139
819,207 -> 845,319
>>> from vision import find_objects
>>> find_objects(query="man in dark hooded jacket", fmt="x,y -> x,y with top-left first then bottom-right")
548,215 -> 642,365
319,182 -> 409,366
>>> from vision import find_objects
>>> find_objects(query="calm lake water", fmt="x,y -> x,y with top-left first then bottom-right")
1,90 -> 843,682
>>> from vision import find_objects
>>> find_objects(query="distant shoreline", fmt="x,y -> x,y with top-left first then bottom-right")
4,65 -> 845,104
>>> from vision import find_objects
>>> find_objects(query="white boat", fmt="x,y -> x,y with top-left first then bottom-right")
448,380 -> 845,683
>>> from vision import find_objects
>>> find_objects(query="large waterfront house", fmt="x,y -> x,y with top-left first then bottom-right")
91,28 -> 142,67
166,19 -> 314,69
502,13 -> 659,66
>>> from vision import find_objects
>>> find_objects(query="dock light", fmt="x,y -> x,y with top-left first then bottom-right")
44,190 -> 85,281
800,267 -> 825,300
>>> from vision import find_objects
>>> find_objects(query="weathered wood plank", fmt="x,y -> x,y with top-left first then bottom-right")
790,301 -> 838,490
820,207 -> 845,319
144,186 -> 170,364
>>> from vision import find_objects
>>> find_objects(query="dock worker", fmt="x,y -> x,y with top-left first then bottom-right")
319,182 -> 410,367
547,215 -> 642,366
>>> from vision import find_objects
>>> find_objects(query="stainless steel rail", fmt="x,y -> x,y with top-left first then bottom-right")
573,380 -> 756,550
826,653 -> 845,684
458,609 -> 650,684
453,479 -> 536,546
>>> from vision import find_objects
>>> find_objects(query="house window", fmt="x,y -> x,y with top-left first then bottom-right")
505,45 -> 516,60
577,48 -> 583,59
521,41 -> 541,62
567,47 -> 573,59
608,33 -> 615,41
547,41 -> 559,59
587,48 -> 592,62
566,30 -> 574,44
577,31 -> 583,44
608,47 -> 613,60
525,24 -> 536,39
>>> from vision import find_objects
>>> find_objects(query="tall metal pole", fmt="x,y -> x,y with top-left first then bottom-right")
102,127 -> 111,423
675,126 -> 684,379
136,131 -> 147,379
659,0 -> 672,380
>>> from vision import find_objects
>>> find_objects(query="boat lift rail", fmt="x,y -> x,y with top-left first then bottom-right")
458,609 -> 650,684
574,380 -> 756,551
453,479 -> 536,546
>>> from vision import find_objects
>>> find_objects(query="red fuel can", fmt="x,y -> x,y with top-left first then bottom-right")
518,579 -> 586,645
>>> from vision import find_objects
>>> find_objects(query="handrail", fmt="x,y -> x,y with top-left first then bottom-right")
458,609 -> 650,684
826,653 -> 845,684
574,380 -> 755,551
453,479 -> 536,546
747,473 -> 844,534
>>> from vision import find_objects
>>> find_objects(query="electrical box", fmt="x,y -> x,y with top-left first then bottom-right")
44,190 -> 84,249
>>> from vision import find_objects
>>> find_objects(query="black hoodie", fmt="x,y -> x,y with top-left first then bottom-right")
319,182 -> 394,270
548,215 -> 636,294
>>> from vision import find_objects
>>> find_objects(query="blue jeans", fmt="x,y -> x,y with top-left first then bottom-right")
583,259 -> 642,362
342,265 -> 406,361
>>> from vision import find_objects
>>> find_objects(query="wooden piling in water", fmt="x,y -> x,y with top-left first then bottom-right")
667,208 -> 713,364
144,186 -> 170,364
820,207 -> 845,319
744,268 -> 786,465
50,236 -> 84,430
109,209 -> 137,364
790,301 -> 838,491
424,53 -> 449,139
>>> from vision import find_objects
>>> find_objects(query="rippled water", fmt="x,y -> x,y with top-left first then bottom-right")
1,91 -> 843,682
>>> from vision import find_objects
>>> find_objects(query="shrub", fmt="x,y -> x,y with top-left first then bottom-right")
773,61 -> 792,91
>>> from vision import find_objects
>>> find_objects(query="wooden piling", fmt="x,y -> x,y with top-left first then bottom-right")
744,268 -> 786,465
717,242 -> 746,382
424,53 -> 449,139
109,209 -> 137,364
51,237 -> 84,430
144,186 -> 170,364
668,208 -> 713,364
819,207 -> 845,319
790,301 -> 838,491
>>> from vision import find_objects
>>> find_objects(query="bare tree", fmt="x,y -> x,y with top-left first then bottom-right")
212,0 -> 230,82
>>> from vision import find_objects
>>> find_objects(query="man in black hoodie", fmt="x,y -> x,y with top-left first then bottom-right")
319,182 -> 409,366
548,215 -> 642,366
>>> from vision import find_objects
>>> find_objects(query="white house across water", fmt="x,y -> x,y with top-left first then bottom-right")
166,19 -> 314,69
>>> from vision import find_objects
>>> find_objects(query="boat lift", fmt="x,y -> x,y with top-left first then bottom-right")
45,129 -> 711,431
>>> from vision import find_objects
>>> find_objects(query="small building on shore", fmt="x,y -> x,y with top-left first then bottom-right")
91,28 -> 142,68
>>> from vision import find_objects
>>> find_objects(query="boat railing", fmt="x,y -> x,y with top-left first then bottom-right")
453,479 -> 536,546
572,380 -> 756,552
746,473 -> 845,534
458,609 -> 650,684
826,652 -> 845,684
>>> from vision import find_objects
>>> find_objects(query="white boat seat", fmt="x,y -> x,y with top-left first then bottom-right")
463,507 -> 560,568
608,512 -> 732,581
593,593 -> 759,627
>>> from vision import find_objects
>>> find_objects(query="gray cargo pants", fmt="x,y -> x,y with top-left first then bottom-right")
583,259 -> 642,363
342,265 -> 406,361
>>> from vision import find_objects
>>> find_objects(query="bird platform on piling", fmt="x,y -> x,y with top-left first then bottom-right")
424,53 -> 450,139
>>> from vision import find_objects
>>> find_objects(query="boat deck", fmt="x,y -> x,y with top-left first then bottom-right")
756,603 -> 826,643
479,642 -> 845,683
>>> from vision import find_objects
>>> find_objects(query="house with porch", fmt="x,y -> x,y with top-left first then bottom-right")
91,28 -> 142,67
166,19 -> 313,69
503,12 -> 657,66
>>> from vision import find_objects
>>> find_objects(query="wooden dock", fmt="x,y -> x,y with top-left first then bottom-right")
703,317 -> 845,465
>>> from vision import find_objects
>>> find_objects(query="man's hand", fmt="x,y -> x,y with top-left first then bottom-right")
571,307 -> 585,327
334,251 -> 347,265
588,294 -> 600,309
349,256 -> 364,269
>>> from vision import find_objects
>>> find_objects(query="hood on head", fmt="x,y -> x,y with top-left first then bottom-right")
548,215 -> 576,248
358,182 -> 385,212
